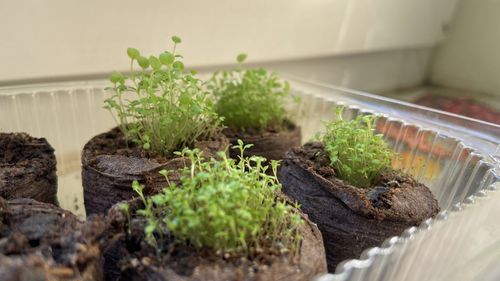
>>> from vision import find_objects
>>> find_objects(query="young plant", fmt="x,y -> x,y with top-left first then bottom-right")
320,109 -> 394,188
209,54 -> 290,131
106,36 -> 222,156
134,142 -> 303,258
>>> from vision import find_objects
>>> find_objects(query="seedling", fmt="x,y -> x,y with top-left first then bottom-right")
320,109 -> 394,188
134,141 -> 303,258
209,54 -> 290,131
106,36 -> 222,156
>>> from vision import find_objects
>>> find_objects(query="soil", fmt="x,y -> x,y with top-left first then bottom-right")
278,142 -> 440,271
0,197 -> 104,281
99,198 -> 327,281
81,127 -> 229,216
0,133 -> 58,205
223,121 -> 301,162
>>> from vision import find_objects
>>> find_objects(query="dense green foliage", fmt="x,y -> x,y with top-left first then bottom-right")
105,36 -> 222,156
130,142 -> 303,258
321,110 -> 394,188
209,54 -> 290,131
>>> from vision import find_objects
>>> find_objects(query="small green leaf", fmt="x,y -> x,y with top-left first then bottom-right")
244,143 -> 254,149
132,180 -> 143,193
119,202 -> 129,212
109,71 -> 124,84
149,56 -> 161,70
179,92 -> 191,106
237,53 -> 247,64
152,195 -> 165,205
159,169 -> 168,177
172,61 -> 184,70
137,56 -> 150,69
127,48 -> 140,60
143,142 -> 151,150
145,222 -> 157,235
159,52 -> 175,65
191,104 -> 201,114
172,35 -> 182,44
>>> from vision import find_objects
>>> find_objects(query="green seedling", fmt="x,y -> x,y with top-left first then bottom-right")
134,141 -> 303,258
320,109 -> 394,188
106,36 -> 222,156
209,54 -> 290,131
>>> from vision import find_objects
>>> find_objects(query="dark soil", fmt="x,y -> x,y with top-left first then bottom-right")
278,142 -> 440,271
0,197 -> 104,281
100,198 -> 327,281
0,133 -> 57,205
223,121 -> 301,162
81,127 -> 229,216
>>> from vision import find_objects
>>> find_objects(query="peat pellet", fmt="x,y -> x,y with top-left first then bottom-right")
279,142 -> 440,271
224,122 -> 301,162
81,127 -> 229,216
0,198 -> 104,281
0,253 -> 103,281
100,198 -> 327,281
0,133 -> 57,205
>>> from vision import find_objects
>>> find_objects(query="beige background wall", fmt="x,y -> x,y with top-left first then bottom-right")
431,0 -> 500,96
0,0 -> 457,92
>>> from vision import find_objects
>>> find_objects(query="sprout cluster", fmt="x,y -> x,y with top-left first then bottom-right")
321,110 -> 394,188
106,36 -> 222,156
131,141 -> 303,258
209,54 -> 290,131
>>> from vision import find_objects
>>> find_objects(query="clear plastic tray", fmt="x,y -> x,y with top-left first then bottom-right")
0,78 -> 499,280
285,78 -> 500,281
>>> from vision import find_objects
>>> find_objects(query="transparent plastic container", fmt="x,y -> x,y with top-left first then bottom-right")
0,78 -> 499,280
285,78 -> 500,281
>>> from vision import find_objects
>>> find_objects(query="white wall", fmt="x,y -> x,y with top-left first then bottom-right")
0,0 -> 457,90
430,0 -> 500,96
258,47 -> 432,93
